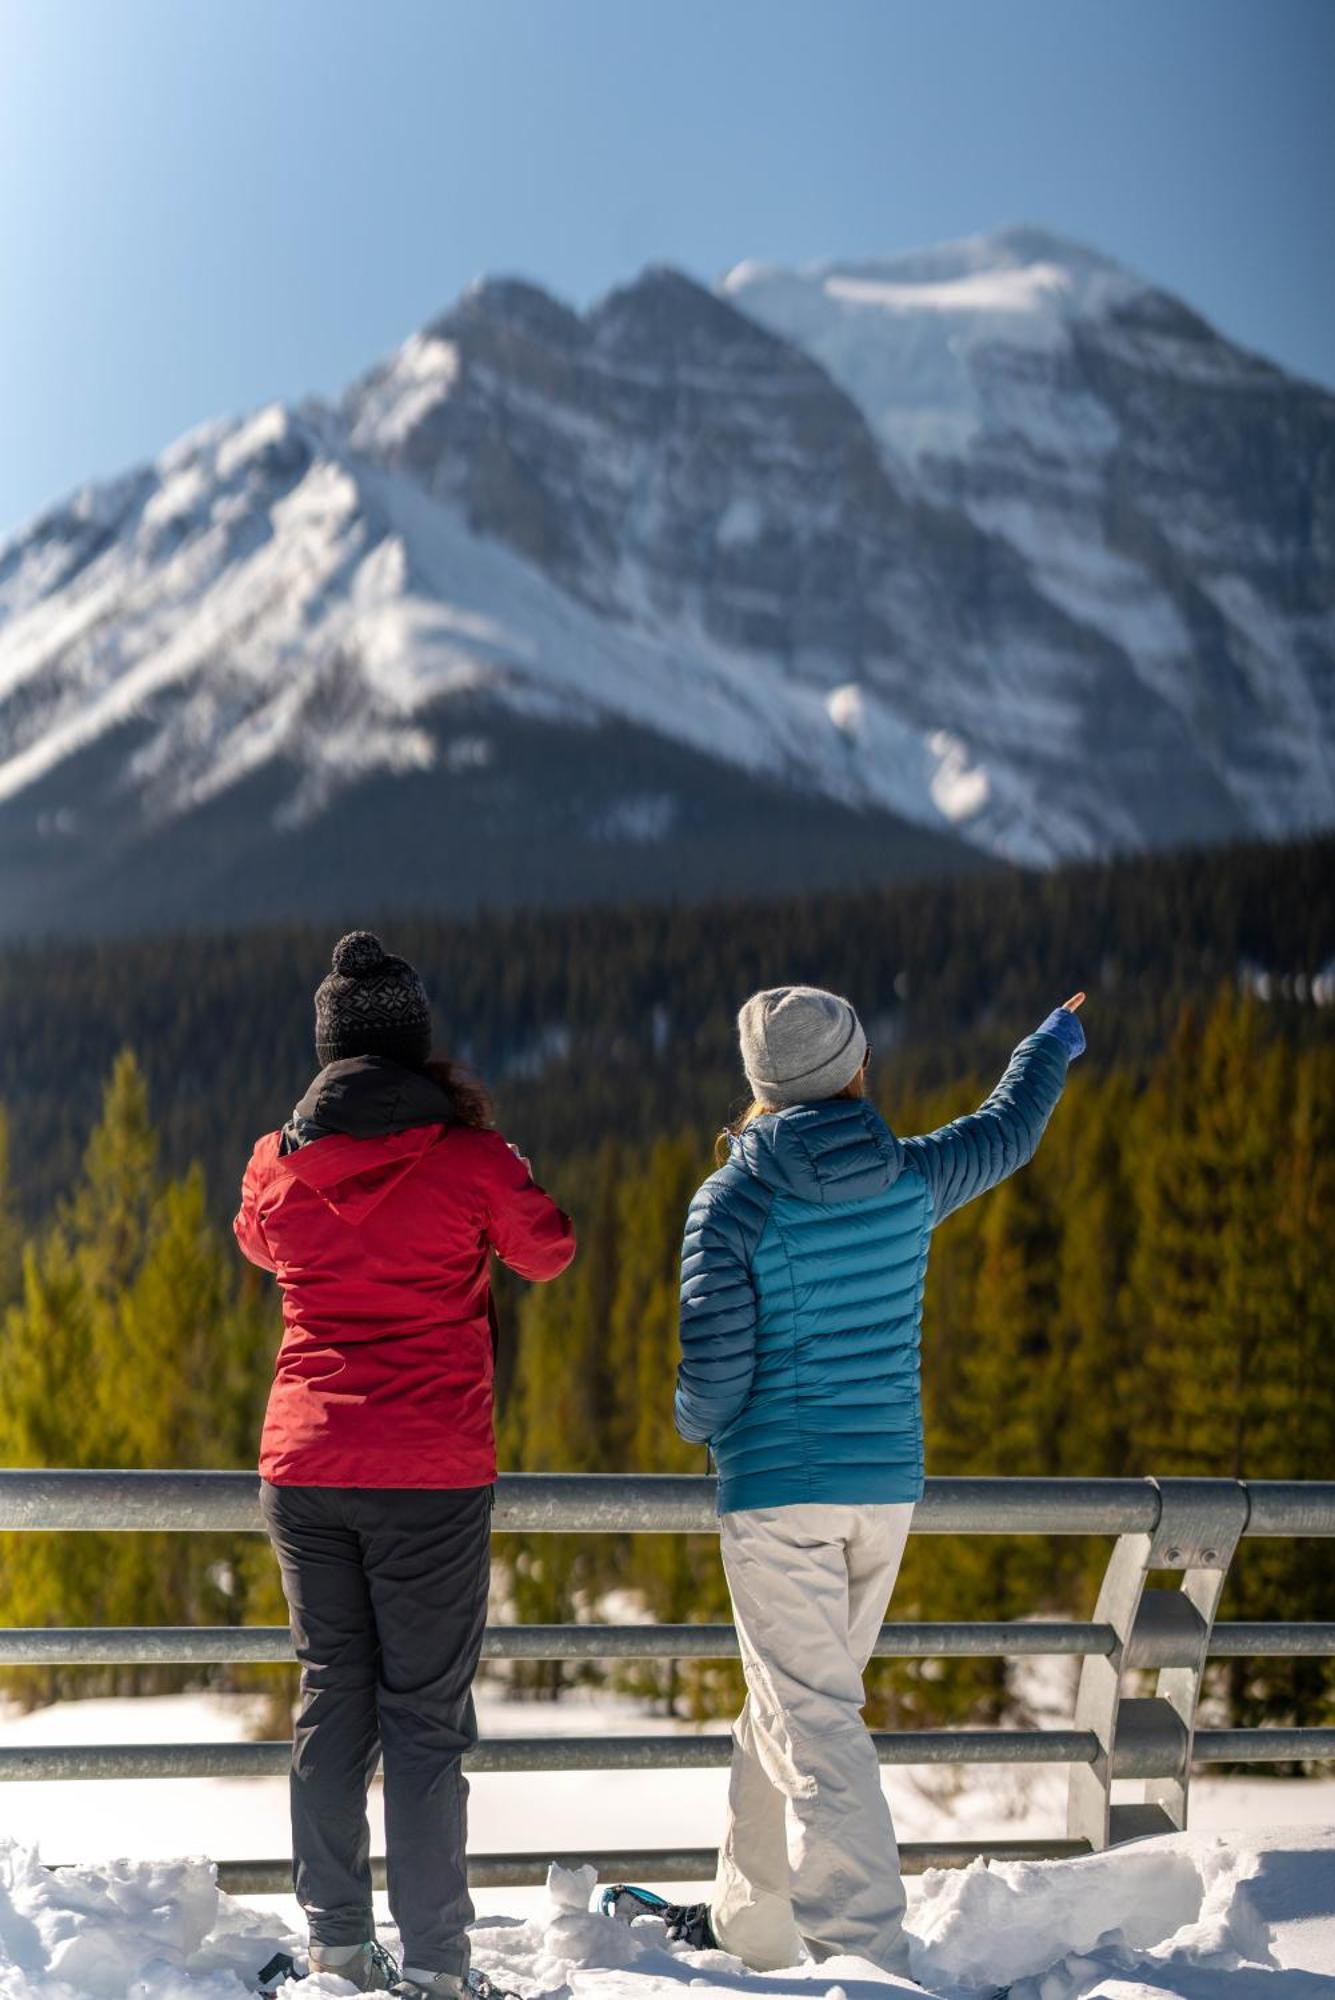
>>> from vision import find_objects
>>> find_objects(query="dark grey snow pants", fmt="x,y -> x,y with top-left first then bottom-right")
259,1480 -> 492,1975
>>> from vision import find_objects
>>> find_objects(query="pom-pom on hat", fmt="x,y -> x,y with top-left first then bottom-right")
314,931 -> 433,1068
738,985 -> 867,1107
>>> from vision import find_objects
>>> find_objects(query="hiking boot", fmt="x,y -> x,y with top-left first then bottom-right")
309,1939 -> 401,1991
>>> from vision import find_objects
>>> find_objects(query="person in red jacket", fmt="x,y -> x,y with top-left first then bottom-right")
235,931 -> 575,2000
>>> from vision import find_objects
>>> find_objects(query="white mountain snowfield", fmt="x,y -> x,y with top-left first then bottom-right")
2,225 -> 1332,935
1,1692 -> 1332,1996
721,234 -> 1144,470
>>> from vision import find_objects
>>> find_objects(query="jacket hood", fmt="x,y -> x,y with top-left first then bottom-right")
289,1055 -> 455,1140
731,1096 -> 903,1204
277,1057 -> 455,1223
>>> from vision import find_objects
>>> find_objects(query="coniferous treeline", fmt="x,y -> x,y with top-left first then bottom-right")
1,831 -> 1331,1226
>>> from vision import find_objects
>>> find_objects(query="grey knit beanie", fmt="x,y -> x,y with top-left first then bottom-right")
738,985 -> 868,1107
314,931 -> 433,1068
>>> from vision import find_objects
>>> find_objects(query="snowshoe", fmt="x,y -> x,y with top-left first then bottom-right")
256,1938 -> 400,1994
391,1972 -> 525,2000
464,1973 -> 525,2000
599,1883 -> 717,1949
256,1952 -> 303,1996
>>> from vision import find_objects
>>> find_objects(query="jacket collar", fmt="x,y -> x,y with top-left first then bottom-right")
732,1096 -> 903,1205
282,1055 -> 454,1152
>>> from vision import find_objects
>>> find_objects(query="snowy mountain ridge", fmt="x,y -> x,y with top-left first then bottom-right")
2,225 -> 1332,937
721,226 -> 1150,466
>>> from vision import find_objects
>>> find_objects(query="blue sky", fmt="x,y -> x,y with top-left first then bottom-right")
1,0 -> 1330,540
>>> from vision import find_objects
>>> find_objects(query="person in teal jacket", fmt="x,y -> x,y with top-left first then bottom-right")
605,984 -> 1085,1979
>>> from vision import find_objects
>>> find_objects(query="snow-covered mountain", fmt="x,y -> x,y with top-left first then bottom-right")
2,225 -> 1331,937
724,228 -> 1335,840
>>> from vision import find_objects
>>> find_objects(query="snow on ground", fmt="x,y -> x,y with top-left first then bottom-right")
0,1831 -> 1332,1999
1,1691 -> 1333,1993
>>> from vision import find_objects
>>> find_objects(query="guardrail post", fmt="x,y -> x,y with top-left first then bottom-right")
1067,1478 -> 1249,1849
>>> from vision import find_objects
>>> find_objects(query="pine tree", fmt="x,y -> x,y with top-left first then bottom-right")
1133,994 -> 1275,1476
105,1167 -> 241,1679
0,1109 -> 20,1308
1052,1075 -> 1140,1479
64,1050 -> 157,1304
0,1230 -> 112,1701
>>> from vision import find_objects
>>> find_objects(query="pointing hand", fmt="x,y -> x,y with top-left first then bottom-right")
1061,992 -> 1086,1013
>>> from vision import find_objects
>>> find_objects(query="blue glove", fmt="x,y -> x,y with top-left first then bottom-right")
1036,1005 -> 1086,1060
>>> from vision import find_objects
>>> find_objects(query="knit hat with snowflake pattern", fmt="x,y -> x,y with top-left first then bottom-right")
314,932 -> 433,1068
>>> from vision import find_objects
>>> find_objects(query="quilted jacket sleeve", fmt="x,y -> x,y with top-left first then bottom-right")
902,1008 -> 1085,1228
675,1168 -> 770,1445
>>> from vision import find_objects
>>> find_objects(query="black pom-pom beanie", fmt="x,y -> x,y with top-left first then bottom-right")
314,931 -> 433,1068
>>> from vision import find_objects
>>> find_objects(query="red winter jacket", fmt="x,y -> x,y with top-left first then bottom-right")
234,1058 -> 575,1488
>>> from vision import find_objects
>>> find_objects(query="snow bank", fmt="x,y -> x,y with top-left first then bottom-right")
908,1830 -> 1334,1993
0,1828 -> 1330,2000
0,1837 -> 297,1998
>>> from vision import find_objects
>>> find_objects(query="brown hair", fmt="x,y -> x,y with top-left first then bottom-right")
714,1067 -> 867,1166
421,1055 -> 495,1131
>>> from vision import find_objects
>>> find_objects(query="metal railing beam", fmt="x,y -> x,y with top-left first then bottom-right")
5,1725 -> 1329,1786
1195,1728 -> 1335,1763
0,1620 -> 1115,1666
3,1472 -> 1333,1539
1205,1622 -> 1335,1657
1,1469 -> 1331,1537
2,1618 -> 1330,1669
0,1470 -> 1271,1537
0,1728 -> 1102,1783
208,1838 -> 1094,1894
1240,1482 -> 1335,1537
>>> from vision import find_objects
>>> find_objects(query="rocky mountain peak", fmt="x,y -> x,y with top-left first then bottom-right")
1,227 -> 1330,940
588,262 -> 783,366
429,275 -> 584,351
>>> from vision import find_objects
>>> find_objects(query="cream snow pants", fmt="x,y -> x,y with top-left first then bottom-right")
711,1501 -> 914,1978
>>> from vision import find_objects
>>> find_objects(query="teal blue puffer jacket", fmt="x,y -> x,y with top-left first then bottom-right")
675,1011 -> 1084,1512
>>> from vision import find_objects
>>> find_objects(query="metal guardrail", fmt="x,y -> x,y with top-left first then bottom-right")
2,1472 -> 1332,1881
212,1839 -> 1096,1895
8,1725 -> 1333,1785
5,1617 -> 1333,1667
1,1468 -> 1328,1535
